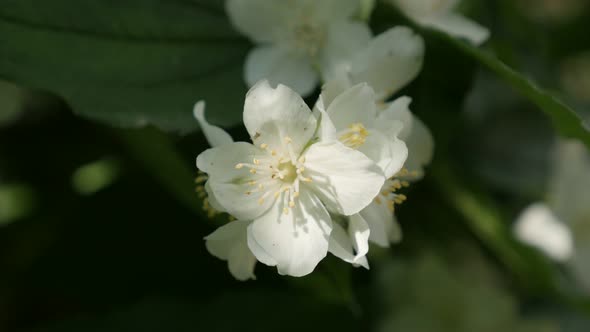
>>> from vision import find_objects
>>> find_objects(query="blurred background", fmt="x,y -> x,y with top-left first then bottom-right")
0,0 -> 589,331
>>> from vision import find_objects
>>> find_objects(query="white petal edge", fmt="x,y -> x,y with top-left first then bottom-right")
193,101 -> 233,148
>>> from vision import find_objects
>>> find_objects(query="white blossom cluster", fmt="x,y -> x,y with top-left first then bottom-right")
194,0 -> 488,279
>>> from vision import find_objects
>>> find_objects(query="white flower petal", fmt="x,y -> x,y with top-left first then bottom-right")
303,141 -> 385,216
243,80 -> 317,154
328,215 -> 370,269
375,96 -> 414,140
197,143 -> 276,220
321,74 -> 354,107
205,220 -> 257,281
359,128 -> 408,178
204,181 -> 226,212
320,21 -> 372,82
193,101 -> 233,148
514,203 -> 573,262
325,83 -> 377,130
349,26 -> 424,100
348,214 -> 371,268
359,199 -> 398,247
225,0 -> 291,43
245,46 -> 319,97
247,189 -> 332,277
422,13 -> 490,46
315,107 -> 338,142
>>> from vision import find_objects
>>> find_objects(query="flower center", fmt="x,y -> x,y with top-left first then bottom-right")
339,123 -> 369,149
294,23 -> 325,57
233,137 -> 313,214
277,161 -> 298,183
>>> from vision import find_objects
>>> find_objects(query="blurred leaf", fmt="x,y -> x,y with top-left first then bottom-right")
0,0 -> 249,133
437,32 -> 590,150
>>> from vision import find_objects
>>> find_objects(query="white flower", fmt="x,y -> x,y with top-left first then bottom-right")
197,81 -> 385,277
392,0 -> 490,45
226,0 -> 372,96
513,140 -> 590,291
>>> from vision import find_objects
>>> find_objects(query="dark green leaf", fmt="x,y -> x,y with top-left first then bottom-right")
0,0 -> 249,132
435,31 -> 590,149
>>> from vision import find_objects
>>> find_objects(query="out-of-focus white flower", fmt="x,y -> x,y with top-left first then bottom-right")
514,139 -> 590,292
392,0 -> 490,45
226,0 -> 372,96
197,81 -> 385,277
514,203 -> 573,262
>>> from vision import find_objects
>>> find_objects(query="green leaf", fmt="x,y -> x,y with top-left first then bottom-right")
432,31 -> 590,149
431,162 -> 558,295
0,0 -> 250,133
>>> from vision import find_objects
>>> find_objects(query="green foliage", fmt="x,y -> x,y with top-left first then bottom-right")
0,0 -> 249,133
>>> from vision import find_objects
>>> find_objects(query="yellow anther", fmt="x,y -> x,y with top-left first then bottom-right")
271,150 -> 277,156
339,123 -> 369,149
249,169 -> 257,174
245,191 -> 252,195
289,201 -> 295,208
253,158 -> 260,165
260,143 -> 268,149
274,191 -> 281,198
301,177 -> 313,183
401,181 -> 410,187
293,191 -> 300,198
374,197 -> 382,205
258,198 -> 265,205
248,180 -> 257,186
298,156 -> 305,163
283,207 -> 290,215
284,137 -> 292,144
235,163 -> 244,169
258,184 -> 264,189
195,175 -> 207,183
196,185 -> 204,193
